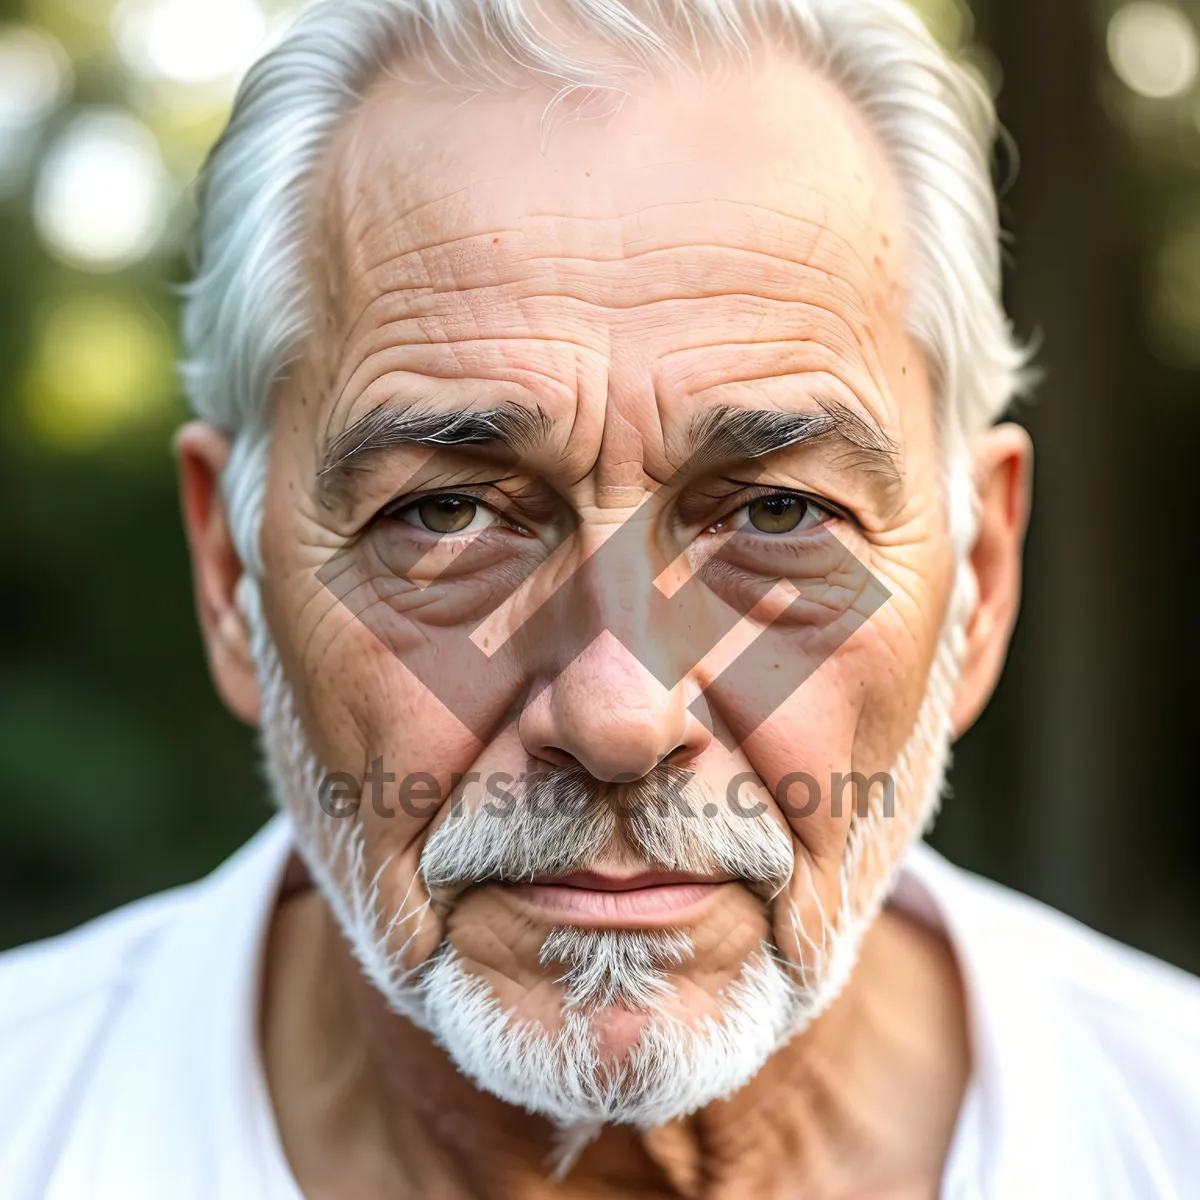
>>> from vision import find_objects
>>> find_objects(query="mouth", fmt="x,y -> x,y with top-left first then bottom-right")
508,869 -> 734,927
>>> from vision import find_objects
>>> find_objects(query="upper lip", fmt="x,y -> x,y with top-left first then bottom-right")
527,870 -> 733,891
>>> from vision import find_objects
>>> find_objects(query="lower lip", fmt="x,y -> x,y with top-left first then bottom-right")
510,881 -> 723,924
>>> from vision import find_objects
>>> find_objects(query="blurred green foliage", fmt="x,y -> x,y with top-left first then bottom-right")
0,0 -> 274,944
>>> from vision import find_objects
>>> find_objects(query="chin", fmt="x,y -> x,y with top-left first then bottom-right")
406,938 -> 822,1131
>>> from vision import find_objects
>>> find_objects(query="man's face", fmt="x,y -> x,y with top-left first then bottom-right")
253,52 -> 960,1121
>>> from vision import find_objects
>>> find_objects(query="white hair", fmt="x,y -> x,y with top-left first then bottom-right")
180,0 -> 1028,574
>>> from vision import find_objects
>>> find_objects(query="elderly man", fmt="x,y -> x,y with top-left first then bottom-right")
3,0 -> 1198,1195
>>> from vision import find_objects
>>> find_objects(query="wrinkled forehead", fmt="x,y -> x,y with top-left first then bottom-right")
324,49 -> 907,286
304,50 -> 917,455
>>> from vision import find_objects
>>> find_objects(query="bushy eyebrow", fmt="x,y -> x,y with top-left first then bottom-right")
317,400 -> 553,503
315,393 -> 901,508
682,398 -> 902,490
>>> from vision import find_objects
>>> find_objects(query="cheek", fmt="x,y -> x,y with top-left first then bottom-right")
264,555 -> 507,971
260,462 -> 532,841
740,652 -> 872,869
257,434 -> 561,973
737,598 -> 945,963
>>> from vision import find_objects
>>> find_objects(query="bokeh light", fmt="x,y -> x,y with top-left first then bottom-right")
0,24 -> 72,195
20,292 -> 176,449
906,0 -> 974,48
113,0 -> 270,86
0,24 -> 70,129
32,108 -> 170,272
1107,2 -> 1199,100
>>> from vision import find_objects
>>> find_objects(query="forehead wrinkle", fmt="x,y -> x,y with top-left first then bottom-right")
324,301 -> 863,412
325,110 -> 900,310
326,112 -> 477,249
333,342 -> 596,409
305,71 -> 912,485
362,295 -> 879,398
344,271 -> 874,328
338,259 -> 874,369
313,153 -> 495,386
330,193 -> 890,336
514,196 -> 876,270
315,228 -> 896,445
317,245 -> 882,422
320,293 -> 885,461
345,202 -> 885,309
661,344 -> 888,417
324,251 -> 884,363
315,48 -> 910,294
312,109 -> 906,398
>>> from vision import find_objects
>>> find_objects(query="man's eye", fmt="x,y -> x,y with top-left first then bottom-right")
741,494 -> 828,535
396,495 -> 500,534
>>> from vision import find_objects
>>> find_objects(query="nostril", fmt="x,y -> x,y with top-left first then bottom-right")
534,745 -> 577,771
662,744 -> 695,768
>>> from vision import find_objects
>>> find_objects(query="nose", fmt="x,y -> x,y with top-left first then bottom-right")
519,630 -> 711,781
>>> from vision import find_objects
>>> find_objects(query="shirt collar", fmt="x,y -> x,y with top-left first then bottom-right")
46,815 -> 300,1200
896,843 -> 1107,1200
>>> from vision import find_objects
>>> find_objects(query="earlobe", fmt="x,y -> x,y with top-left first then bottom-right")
176,422 -> 262,726
950,423 -> 1033,737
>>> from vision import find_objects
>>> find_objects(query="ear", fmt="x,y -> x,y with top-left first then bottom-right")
951,423 -> 1033,736
176,422 -> 261,726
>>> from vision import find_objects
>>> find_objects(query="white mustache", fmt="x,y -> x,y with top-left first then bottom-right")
419,763 -> 794,902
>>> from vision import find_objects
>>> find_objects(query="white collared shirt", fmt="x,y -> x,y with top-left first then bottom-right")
1,816 -> 1197,1199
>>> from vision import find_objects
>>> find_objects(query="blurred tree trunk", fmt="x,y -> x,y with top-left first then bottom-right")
958,0 -> 1142,922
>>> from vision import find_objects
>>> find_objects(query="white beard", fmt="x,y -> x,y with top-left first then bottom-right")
244,557 -> 972,1153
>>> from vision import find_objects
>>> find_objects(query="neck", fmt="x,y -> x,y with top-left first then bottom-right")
262,869 -> 969,1199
